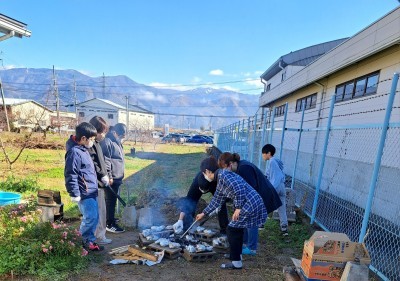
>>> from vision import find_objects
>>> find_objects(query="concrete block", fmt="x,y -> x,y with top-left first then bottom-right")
340,262 -> 369,281
122,206 -> 137,228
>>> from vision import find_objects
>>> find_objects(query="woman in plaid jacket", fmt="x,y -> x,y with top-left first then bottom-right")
196,157 -> 267,270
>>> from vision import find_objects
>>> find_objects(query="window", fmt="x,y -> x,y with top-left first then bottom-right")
295,93 -> 317,112
79,112 -> 85,117
108,114 -> 114,119
275,104 -> 286,117
335,71 -> 380,103
266,83 -> 271,91
281,72 -> 286,82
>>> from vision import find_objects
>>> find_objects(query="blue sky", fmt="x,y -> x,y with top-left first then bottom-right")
1,0 -> 398,94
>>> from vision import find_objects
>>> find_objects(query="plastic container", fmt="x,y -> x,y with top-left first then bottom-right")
0,191 -> 21,206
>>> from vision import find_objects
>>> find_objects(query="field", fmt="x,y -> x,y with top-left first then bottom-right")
0,132 -> 313,281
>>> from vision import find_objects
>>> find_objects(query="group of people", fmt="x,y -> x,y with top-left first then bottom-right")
64,119 -> 288,266
64,117 -> 127,251
174,144 -> 288,269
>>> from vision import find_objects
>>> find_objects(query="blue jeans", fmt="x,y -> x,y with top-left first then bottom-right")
78,197 -> 99,244
243,227 -> 258,251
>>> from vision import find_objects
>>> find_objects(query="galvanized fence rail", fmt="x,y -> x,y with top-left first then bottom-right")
214,73 -> 400,281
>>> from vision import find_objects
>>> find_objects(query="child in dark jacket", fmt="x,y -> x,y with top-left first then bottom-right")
65,122 -> 103,251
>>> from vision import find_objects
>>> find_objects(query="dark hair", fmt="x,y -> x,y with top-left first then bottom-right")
197,173 -> 212,193
262,144 -> 276,156
113,123 -> 127,137
89,116 -> 108,134
218,152 -> 242,168
200,156 -> 219,173
75,122 -> 97,141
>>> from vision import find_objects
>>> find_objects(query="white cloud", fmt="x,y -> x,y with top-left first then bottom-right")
149,82 -> 191,91
192,76 -> 202,83
209,69 -> 224,76
139,90 -> 167,102
244,78 -> 263,87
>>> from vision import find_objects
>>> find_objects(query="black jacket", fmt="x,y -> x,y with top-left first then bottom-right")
88,139 -> 110,188
236,160 -> 282,214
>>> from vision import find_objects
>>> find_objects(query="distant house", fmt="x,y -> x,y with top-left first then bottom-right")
49,111 -> 76,131
0,98 -> 53,131
76,98 -> 155,130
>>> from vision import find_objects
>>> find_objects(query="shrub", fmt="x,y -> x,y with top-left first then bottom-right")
0,199 -> 89,279
0,175 -> 39,193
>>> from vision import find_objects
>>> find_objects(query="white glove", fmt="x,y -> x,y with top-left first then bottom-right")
70,196 -> 81,203
173,219 -> 184,234
101,175 -> 110,186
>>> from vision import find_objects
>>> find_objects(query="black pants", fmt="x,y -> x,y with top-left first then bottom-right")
227,226 -> 244,261
104,182 -> 121,226
178,198 -> 229,234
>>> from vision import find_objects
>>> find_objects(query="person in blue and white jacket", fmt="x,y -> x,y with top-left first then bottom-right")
196,157 -> 267,270
65,122 -> 103,252
262,143 -> 288,236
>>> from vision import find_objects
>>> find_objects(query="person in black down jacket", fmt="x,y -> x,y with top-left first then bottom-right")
218,152 -> 282,256
173,169 -> 229,235
100,123 -> 127,233
88,116 -> 113,245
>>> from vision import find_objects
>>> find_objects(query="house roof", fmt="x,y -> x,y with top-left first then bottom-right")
3,98 -> 53,112
260,38 -> 348,81
0,13 -> 31,39
259,7 -> 400,107
77,98 -> 154,114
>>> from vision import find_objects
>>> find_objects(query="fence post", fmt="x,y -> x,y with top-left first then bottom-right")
290,103 -> 306,190
279,102 -> 288,159
269,107 -> 275,144
246,117 -> 251,161
241,119 -> 246,159
310,95 -> 336,224
250,113 -> 258,163
259,109 -> 268,168
358,73 -> 399,242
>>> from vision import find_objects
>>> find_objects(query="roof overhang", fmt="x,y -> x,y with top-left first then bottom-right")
0,13 -> 31,41
259,7 -> 400,107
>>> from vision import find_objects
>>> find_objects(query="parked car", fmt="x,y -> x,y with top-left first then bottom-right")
161,133 -> 184,143
186,135 -> 213,144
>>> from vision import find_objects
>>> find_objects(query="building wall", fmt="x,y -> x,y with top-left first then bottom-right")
9,102 -> 52,129
77,99 -> 155,130
262,46 -> 400,221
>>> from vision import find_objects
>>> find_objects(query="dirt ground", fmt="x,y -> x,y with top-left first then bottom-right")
70,150 -> 298,281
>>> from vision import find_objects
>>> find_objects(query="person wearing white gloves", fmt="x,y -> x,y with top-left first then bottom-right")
173,159 -> 229,235
65,122 -> 103,252
89,116 -> 112,245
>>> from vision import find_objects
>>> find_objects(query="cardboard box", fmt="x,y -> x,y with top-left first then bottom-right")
301,231 -> 371,281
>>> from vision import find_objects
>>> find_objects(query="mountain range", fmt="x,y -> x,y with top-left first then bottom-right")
0,68 -> 260,129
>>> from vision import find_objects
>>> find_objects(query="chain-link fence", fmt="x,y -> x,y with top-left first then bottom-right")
214,74 -> 400,281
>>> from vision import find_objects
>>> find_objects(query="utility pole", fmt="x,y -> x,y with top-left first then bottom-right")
0,77 -> 10,132
53,66 -> 60,134
125,95 -> 129,131
73,76 -> 78,125
102,73 -> 105,97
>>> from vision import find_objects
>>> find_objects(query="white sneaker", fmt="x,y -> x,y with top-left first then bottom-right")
97,238 -> 112,245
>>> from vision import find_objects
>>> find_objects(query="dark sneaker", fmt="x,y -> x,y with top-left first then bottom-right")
106,224 -> 125,233
84,242 -> 104,251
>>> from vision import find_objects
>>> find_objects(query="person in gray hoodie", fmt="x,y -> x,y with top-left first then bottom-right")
100,123 -> 126,233
262,144 -> 288,236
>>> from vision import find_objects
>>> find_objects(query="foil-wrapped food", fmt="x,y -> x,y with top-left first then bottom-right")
168,242 -> 181,249
155,238 -> 170,247
151,225 -> 166,232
